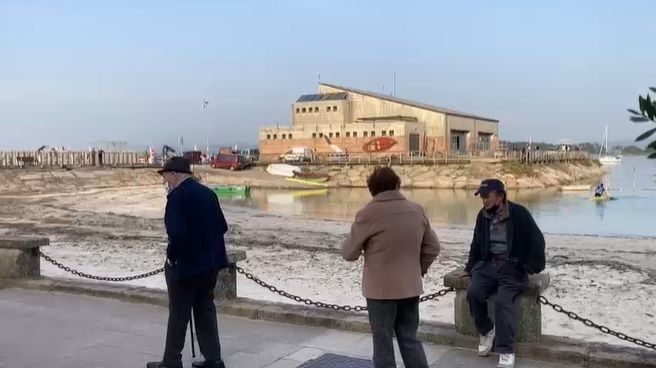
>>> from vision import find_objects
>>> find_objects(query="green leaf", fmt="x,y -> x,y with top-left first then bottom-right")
650,87 -> 656,93
648,152 -> 656,159
636,127 -> 656,142
640,96 -> 648,113
628,109 -> 642,115
647,141 -> 656,150
630,116 -> 651,122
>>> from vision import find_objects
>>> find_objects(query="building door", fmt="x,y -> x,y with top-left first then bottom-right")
409,134 -> 420,153
450,130 -> 467,154
478,133 -> 492,151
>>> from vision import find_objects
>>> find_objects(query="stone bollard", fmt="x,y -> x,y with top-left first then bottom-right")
444,269 -> 550,342
216,249 -> 247,300
0,236 -> 50,279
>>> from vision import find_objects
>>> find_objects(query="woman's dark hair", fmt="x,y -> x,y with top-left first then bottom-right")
367,166 -> 401,196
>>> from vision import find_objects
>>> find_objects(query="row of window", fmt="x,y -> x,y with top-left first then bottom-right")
266,133 -> 293,140
264,130 -> 395,140
296,106 -> 338,114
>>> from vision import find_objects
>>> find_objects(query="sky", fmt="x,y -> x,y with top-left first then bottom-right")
1,0 -> 655,150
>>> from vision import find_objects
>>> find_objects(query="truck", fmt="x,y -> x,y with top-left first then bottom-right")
279,147 -> 313,163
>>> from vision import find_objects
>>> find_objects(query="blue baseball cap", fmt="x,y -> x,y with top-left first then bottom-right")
474,179 -> 506,196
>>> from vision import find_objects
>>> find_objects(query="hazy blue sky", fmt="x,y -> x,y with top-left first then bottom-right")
1,0 -> 655,150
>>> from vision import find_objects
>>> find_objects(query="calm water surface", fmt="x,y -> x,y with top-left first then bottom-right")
222,156 -> 656,237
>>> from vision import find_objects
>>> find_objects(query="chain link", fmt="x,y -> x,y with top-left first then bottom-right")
39,251 -> 164,282
538,295 -> 656,351
39,251 -> 654,351
236,266 -> 454,312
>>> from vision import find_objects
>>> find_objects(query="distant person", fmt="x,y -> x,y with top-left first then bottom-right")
341,166 -> 440,368
594,183 -> 607,198
147,157 -> 229,368
452,179 -> 545,368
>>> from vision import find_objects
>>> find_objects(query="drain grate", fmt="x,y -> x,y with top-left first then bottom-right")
297,353 -> 374,368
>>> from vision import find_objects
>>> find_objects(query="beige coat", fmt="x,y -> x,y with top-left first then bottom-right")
341,190 -> 440,299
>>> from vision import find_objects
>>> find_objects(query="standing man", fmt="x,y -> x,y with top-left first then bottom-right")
455,179 -> 545,368
148,157 -> 229,368
341,166 -> 440,368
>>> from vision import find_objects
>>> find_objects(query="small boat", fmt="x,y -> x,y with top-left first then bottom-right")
285,177 -> 329,187
294,171 -> 330,183
362,137 -> 397,152
266,163 -> 301,177
212,185 -> 250,195
560,185 -> 591,192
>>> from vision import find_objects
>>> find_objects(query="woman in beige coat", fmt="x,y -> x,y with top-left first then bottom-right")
341,166 -> 440,368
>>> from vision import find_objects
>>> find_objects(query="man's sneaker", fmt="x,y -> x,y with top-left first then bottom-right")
497,353 -> 515,368
478,327 -> 495,356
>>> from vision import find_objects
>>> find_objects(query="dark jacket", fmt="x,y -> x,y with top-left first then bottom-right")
465,201 -> 545,274
165,178 -> 230,280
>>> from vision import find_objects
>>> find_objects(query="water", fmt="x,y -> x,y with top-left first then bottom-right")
220,156 -> 656,237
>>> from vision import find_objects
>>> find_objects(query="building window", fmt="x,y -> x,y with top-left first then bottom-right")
371,131 -> 375,137
319,133 -> 324,138
289,134 -> 293,139
302,107 -> 307,113
326,106 -> 331,112
273,134 -> 277,139
346,132 -> 351,138
336,132 -> 340,138
312,133 -> 317,138
314,107 -> 319,113
267,134 -> 271,140
296,108 -> 300,113
332,106 -> 338,112
329,132 -> 333,138
381,131 -> 387,136
282,134 -> 287,139
353,132 -> 358,138
363,131 -> 369,138
389,130 -> 394,136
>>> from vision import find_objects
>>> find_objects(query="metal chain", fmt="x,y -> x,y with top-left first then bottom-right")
236,266 -> 454,312
538,295 -> 656,351
39,251 -> 164,282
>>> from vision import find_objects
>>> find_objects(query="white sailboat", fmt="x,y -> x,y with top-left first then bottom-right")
598,125 -> 622,165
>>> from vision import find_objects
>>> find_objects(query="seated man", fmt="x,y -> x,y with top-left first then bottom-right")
455,179 -> 545,368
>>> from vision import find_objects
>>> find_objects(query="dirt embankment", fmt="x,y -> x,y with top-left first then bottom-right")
0,160 -> 605,194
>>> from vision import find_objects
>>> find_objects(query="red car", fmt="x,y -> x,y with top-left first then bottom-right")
210,154 -> 249,171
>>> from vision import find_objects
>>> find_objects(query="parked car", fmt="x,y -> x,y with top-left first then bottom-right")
210,154 -> 249,170
240,148 -> 260,163
182,151 -> 203,165
280,147 -> 313,163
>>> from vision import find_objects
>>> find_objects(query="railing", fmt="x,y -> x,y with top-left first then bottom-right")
0,150 -> 149,168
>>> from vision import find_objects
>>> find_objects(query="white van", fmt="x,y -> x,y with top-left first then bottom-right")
280,147 -> 313,163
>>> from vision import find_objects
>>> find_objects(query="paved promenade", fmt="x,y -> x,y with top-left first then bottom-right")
0,288 -> 577,368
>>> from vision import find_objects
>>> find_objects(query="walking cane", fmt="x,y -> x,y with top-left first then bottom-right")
189,312 -> 196,358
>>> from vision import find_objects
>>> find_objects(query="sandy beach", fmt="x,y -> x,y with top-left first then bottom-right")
0,185 -> 654,348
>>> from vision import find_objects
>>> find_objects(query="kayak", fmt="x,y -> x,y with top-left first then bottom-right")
285,177 -> 329,187
589,196 -> 616,201
212,185 -> 251,195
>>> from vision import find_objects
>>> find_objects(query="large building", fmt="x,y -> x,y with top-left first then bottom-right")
259,83 -> 499,161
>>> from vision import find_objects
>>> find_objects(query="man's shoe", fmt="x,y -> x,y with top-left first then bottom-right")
497,353 -> 515,368
478,327 -> 495,357
146,361 -> 183,368
192,360 -> 226,368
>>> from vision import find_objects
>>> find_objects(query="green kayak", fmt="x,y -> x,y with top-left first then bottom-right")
212,185 -> 251,196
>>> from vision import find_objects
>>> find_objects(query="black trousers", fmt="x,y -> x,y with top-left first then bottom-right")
163,265 -> 223,365
366,297 -> 428,368
467,260 -> 528,354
